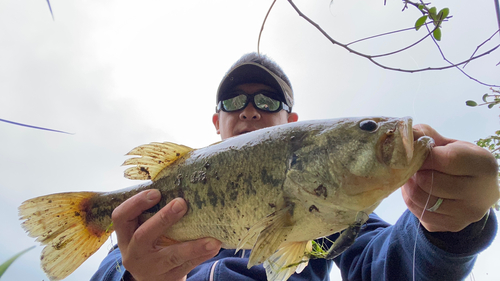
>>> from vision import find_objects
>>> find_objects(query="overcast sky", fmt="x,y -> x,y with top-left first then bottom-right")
1,0 -> 499,280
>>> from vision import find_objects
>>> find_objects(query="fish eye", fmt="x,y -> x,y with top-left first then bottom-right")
359,120 -> 378,132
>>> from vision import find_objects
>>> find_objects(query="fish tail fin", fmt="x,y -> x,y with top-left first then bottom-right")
19,192 -> 112,280
263,240 -> 312,281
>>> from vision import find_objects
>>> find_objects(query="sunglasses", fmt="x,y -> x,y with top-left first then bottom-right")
217,91 -> 291,113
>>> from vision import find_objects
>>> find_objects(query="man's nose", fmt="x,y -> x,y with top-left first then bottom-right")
239,103 -> 261,120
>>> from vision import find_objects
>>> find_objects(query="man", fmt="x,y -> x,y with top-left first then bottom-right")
92,53 -> 499,281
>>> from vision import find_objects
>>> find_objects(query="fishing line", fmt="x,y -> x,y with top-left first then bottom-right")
107,233 -> 126,279
408,56 -> 436,281
412,154 -> 434,281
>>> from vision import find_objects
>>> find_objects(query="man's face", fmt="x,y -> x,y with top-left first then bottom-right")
213,83 -> 298,140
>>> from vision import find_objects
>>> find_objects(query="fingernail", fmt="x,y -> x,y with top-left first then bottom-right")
171,199 -> 185,214
146,190 -> 160,201
205,239 -> 219,251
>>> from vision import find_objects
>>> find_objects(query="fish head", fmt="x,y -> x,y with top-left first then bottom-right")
339,116 -> 431,186
329,116 -> 434,211
287,116 -> 433,215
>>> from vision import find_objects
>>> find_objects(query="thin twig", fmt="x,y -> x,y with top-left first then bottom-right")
495,0 -> 500,40
347,17 -> 449,54
367,45 -> 499,75
424,21 -> 499,87
0,118 -> 72,134
345,24 -> 424,46
286,0 -> 500,87
402,0 -> 430,12
463,30 -> 500,68
258,0 -> 277,55
370,21 -> 439,58
347,25 -> 423,46
46,0 -> 54,21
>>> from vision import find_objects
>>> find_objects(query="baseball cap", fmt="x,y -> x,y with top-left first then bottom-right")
216,53 -> 294,111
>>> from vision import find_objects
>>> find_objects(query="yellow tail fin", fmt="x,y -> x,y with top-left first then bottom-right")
18,192 -> 111,280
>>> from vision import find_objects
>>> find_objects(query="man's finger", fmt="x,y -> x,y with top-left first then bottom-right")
161,239 -> 222,280
126,237 -> 221,278
412,170 -> 474,199
112,189 -> 162,247
419,142 -> 497,176
413,124 -> 453,147
159,238 -> 221,269
132,197 -> 188,245
402,181 -> 453,215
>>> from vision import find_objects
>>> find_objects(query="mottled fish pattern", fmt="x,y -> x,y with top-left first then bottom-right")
19,117 -> 433,281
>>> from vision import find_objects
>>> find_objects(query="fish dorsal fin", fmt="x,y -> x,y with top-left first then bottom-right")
122,142 -> 193,181
236,205 -> 294,269
263,240 -> 313,281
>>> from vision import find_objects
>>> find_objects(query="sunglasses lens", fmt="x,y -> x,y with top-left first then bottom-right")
254,93 -> 281,112
220,92 -> 284,112
222,94 -> 247,112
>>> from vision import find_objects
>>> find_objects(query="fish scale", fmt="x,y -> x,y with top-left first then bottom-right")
153,136 -> 291,248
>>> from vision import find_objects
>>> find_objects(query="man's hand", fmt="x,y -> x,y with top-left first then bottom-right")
112,190 -> 222,281
402,124 -> 500,232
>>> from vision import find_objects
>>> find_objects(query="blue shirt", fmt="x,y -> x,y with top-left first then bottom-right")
90,210 -> 497,281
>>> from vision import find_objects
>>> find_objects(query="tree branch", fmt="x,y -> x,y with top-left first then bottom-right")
463,30 -> 500,68
258,0 -> 277,55
286,0 -> 500,87
423,22 -> 499,87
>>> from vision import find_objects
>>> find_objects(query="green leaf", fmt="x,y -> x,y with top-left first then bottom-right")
483,93 -> 489,102
418,4 -> 425,11
429,7 -> 437,18
439,8 -> 450,20
415,15 -> 428,31
433,28 -> 442,41
0,246 -> 35,278
488,103 -> 495,109
466,100 -> 478,106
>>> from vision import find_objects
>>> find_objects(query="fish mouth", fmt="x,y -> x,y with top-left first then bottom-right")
376,117 -> 414,169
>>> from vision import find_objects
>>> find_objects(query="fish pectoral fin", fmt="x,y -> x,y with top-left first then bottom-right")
238,205 -> 295,269
122,142 -> 193,181
263,241 -> 313,281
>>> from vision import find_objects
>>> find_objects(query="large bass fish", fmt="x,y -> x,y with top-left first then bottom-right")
19,117 -> 433,281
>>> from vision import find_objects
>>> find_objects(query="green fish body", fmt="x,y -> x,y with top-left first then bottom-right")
19,117 -> 433,281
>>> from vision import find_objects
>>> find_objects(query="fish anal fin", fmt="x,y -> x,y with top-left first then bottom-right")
324,211 -> 368,260
122,142 -> 193,181
156,236 -> 181,247
19,192 -> 110,280
237,205 -> 294,269
263,240 -> 313,281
